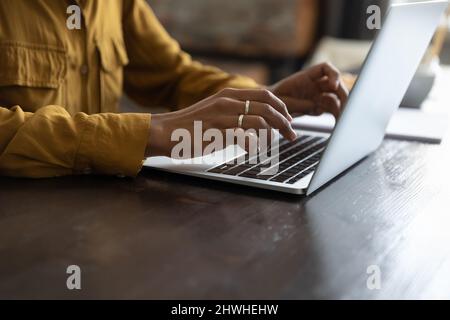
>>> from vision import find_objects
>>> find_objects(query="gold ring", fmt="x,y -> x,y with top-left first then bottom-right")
238,114 -> 244,128
244,100 -> 250,115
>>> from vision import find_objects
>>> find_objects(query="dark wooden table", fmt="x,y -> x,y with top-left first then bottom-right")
1,134 -> 450,299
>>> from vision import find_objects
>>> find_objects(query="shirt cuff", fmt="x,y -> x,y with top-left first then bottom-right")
74,113 -> 151,177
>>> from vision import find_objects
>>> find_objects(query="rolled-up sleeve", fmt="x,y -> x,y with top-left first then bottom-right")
0,105 -> 150,178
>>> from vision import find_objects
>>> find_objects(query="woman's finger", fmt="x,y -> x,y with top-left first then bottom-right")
281,94 -> 341,119
316,93 -> 341,119
247,102 -> 297,140
307,62 -> 340,89
336,81 -> 349,108
217,88 -> 293,121
317,77 -> 349,108
213,98 -> 297,141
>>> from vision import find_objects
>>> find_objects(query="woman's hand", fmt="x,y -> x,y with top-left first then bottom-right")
269,63 -> 349,119
146,88 -> 298,158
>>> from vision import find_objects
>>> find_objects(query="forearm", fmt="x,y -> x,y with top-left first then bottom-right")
122,0 -> 260,110
0,105 -> 150,178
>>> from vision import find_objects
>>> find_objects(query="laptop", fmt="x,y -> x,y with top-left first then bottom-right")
145,1 -> 448,196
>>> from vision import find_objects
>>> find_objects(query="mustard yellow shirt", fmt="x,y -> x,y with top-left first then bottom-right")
0,0 -> 258,178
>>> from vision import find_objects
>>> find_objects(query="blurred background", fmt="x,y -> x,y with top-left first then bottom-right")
123,0 -> 450,112
148,0 -> 450,84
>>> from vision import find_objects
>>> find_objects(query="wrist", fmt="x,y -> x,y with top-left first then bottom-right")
268,80 -> 287,97
266,83 -> 277,94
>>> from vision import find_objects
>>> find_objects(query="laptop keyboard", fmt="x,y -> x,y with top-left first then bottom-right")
208,135 -> 328,185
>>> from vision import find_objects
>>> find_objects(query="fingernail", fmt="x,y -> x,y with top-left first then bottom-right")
290,129 -> 297,140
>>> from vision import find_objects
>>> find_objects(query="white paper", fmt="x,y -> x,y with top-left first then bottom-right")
292,108 -> 449,144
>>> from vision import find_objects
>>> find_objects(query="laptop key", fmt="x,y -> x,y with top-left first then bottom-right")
208,164 -> 235,174
208,135 -> 327,183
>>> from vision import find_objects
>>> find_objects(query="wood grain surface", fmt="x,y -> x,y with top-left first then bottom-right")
1,136 -> 449,299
